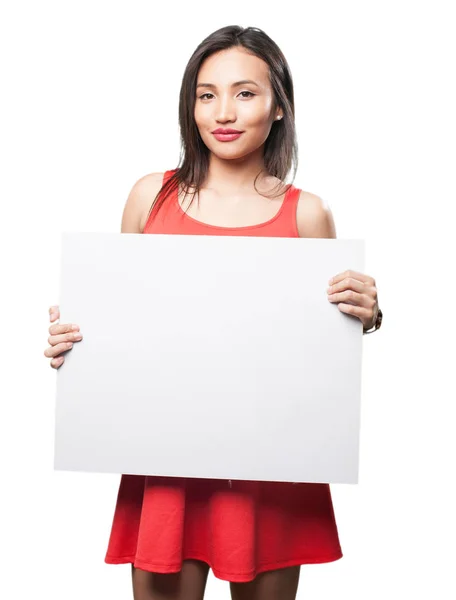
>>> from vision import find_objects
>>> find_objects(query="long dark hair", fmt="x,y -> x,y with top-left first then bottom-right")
145,25 -> 298,222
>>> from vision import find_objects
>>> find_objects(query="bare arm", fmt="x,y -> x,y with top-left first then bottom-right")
296,190 -> 337,239
121,172 -> 165,233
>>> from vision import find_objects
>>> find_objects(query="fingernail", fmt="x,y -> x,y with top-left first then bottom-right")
71,325 -> 79,331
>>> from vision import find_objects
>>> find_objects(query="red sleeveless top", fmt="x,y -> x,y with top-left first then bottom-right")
104,170 -> 343,582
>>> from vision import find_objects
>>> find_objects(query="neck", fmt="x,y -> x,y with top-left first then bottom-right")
205,150 -> 271,195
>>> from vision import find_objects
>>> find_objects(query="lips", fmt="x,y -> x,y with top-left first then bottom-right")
212,129 -> 244,142
212,128 -> 243,134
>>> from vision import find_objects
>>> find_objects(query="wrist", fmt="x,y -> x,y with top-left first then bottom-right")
363,308 -> 382,334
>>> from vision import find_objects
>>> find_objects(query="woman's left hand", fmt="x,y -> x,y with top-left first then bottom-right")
327,270 -> 379,330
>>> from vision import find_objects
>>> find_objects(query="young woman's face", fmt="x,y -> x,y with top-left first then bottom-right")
194,46 -> 282,161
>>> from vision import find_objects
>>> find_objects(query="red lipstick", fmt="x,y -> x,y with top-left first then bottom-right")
212,128 -> 244,142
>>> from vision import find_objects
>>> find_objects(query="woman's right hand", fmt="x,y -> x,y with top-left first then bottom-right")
44,305 -> 83,369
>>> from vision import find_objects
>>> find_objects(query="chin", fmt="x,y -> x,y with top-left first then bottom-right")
212,149 -> 253,162
206,141 -> 259,160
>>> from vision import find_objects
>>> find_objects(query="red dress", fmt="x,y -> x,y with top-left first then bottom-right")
104,170 -> 343,582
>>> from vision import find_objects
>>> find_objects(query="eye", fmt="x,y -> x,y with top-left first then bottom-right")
198,91 -> 255,101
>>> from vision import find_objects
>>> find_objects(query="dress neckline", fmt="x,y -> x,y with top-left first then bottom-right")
174,182 -> 296,231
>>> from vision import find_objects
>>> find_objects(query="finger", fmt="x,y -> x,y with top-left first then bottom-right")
328,289 -> 372,307
51,356 -> 65,369
49,305 -> 60,322
337,303 -> 371,322
328,277 -> 369,295
44,341 -> 73,358
48,330 -> 83,346
49,322 -> 80,336
329,270 -> 374,286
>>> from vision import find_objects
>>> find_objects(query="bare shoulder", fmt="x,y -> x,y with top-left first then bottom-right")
121,172 -> 166,233
295,189 -> 337,239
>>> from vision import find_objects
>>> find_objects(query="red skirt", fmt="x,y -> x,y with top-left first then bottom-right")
104,474 -> 343,582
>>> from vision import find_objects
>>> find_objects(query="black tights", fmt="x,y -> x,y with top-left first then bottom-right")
132,560 -> 301,600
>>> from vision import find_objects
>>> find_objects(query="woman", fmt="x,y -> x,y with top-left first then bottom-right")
44,25 -> 381,600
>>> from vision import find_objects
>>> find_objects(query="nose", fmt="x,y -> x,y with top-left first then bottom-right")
215,94 -> 236,123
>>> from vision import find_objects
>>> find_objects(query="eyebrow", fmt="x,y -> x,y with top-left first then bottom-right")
196,79 -> 260,89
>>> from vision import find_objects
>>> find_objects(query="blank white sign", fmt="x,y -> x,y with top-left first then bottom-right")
54,232 -> 365,484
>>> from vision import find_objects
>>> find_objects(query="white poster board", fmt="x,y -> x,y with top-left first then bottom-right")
54,232 -> 365,484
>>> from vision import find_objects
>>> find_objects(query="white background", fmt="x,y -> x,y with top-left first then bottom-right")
1,1 -> 455,599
